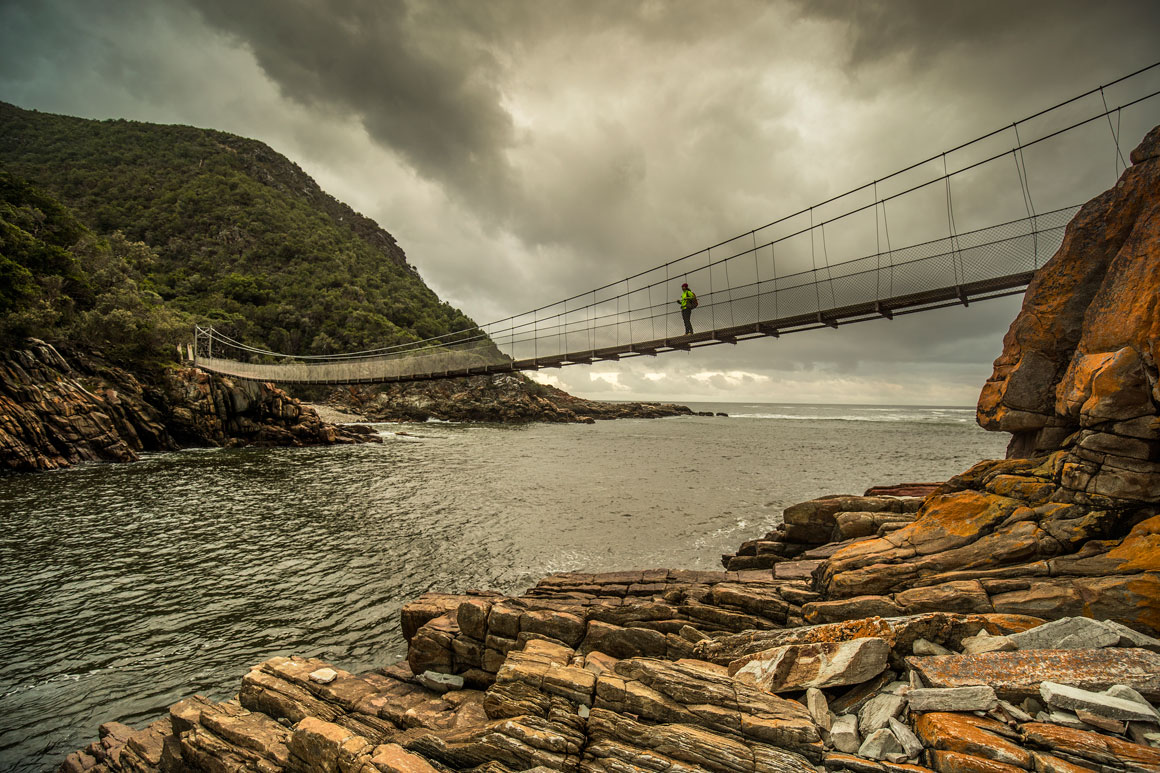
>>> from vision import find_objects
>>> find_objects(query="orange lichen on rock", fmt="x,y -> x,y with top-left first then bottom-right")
914,712 -> 1032,769
927,750 -> 1027,773
1020,722 -> 1160,769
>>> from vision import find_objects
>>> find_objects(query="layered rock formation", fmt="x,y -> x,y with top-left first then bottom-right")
61,510 -> 1160,773
0,339 -> 376,471
326,374 -> 697,424
978,124 -> 1160,503
57,128 -> 1160,772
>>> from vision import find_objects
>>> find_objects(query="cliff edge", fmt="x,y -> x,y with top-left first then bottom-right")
978,125 -> 1160,504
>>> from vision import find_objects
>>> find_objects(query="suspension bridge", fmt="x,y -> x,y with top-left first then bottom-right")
192,63 -> 1160,386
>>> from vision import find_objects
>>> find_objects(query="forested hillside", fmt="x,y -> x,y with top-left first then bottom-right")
0,171 -> 187,364
0,102 -> 476,359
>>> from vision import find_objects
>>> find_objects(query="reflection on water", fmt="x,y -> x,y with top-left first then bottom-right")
0,407 -> 1007,770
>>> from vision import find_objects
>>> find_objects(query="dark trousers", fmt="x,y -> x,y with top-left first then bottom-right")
681,307 -> 693,334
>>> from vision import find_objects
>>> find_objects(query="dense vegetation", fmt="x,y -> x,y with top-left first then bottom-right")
0,172 -> 188,365
0,101 -> 478,363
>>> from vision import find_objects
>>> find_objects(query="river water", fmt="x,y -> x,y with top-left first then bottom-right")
0,403 -> 1008,770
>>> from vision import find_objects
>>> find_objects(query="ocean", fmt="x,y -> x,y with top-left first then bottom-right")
0,403 -> 1008,770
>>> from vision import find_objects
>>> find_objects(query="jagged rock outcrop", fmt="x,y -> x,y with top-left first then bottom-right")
978,124 -> 1160,503
0,339 -> 377,471
328,373 -> 696,424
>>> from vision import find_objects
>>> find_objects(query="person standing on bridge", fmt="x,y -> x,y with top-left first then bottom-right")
679,282 -> 698,334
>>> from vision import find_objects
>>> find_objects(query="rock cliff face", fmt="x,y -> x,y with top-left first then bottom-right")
978,125 -> 1160,503
0,340 -> 376,472
328,374 -> 696,424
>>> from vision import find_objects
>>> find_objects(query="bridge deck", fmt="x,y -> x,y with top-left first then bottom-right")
197,270 -> 1033,385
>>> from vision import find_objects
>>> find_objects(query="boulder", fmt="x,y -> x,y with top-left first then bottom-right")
729,637 -> 891,693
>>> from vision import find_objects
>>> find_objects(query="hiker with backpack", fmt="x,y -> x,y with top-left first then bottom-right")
679,282 -> 698,334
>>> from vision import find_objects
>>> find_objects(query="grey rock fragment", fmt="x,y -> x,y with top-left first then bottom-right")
997,699 -> 1034,723
883,680 -> 911,696
857,727 -> 904,761
1102,620 -> 1160,653
1041,681 -> 1160,722
829,714 -> 860,754
1127,721 -> 1160,748
806,687 -> 831,731
907,686 -> 997,713
1037,709 -> 1090,730
888,716 -> 923,759
912,638 -> 952,656
416,670 -> 465,693
960,632 -> 1016,655
908,670 -> 924,690
1105,685 -> 1160,720
1008,617 -> 1118,650
1022,697 -> 1044,716
308,667 -> 337,684
858,692 -> 906,736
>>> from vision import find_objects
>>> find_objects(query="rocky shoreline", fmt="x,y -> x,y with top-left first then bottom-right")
323,373 -> 699,424
0,340 -> 378,473
59,482 -> 1160,773
0,345 -> 700,473
50,126 -> 1160,771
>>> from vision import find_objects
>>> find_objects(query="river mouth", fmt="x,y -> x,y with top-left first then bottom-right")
0,406 -> 1006,771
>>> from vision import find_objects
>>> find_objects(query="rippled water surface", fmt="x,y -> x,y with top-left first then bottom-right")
0,404 -> 1008,770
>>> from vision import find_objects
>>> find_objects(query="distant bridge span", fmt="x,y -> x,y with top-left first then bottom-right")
193,64 -> 1160,386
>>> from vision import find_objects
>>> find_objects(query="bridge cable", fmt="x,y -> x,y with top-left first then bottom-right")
1012,122 -> 1039,267
809,207 -> 823,316
943,153 -> 963,291
725,246 -> 736,329
771,239 -> 779,320
1100,87 -> 1129,176
873,181 -> 882,303
707,246 -> 714,331
824,221 -> 837,308
752,230 -> 761,325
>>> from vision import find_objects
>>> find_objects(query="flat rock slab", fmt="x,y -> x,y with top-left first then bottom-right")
907,648 -> 1160,702
907,686 -> 997,713
1040,681 -> 1160,722
774,560 -> 824,580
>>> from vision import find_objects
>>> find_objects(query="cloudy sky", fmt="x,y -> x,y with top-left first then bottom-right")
2,0 -> 1158,404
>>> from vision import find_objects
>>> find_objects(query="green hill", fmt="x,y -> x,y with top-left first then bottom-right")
0,170 -> 189,364
0,101 -> 477,358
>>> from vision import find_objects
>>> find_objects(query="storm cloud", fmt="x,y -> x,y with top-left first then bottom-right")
2,0 -> 1158,403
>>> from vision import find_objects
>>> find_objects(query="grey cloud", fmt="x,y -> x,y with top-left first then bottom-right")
187,0 -> 519,214
796,0 -> 1160,73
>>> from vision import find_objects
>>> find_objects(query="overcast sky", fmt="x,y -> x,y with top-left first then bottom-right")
2,0 -> 1158,404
